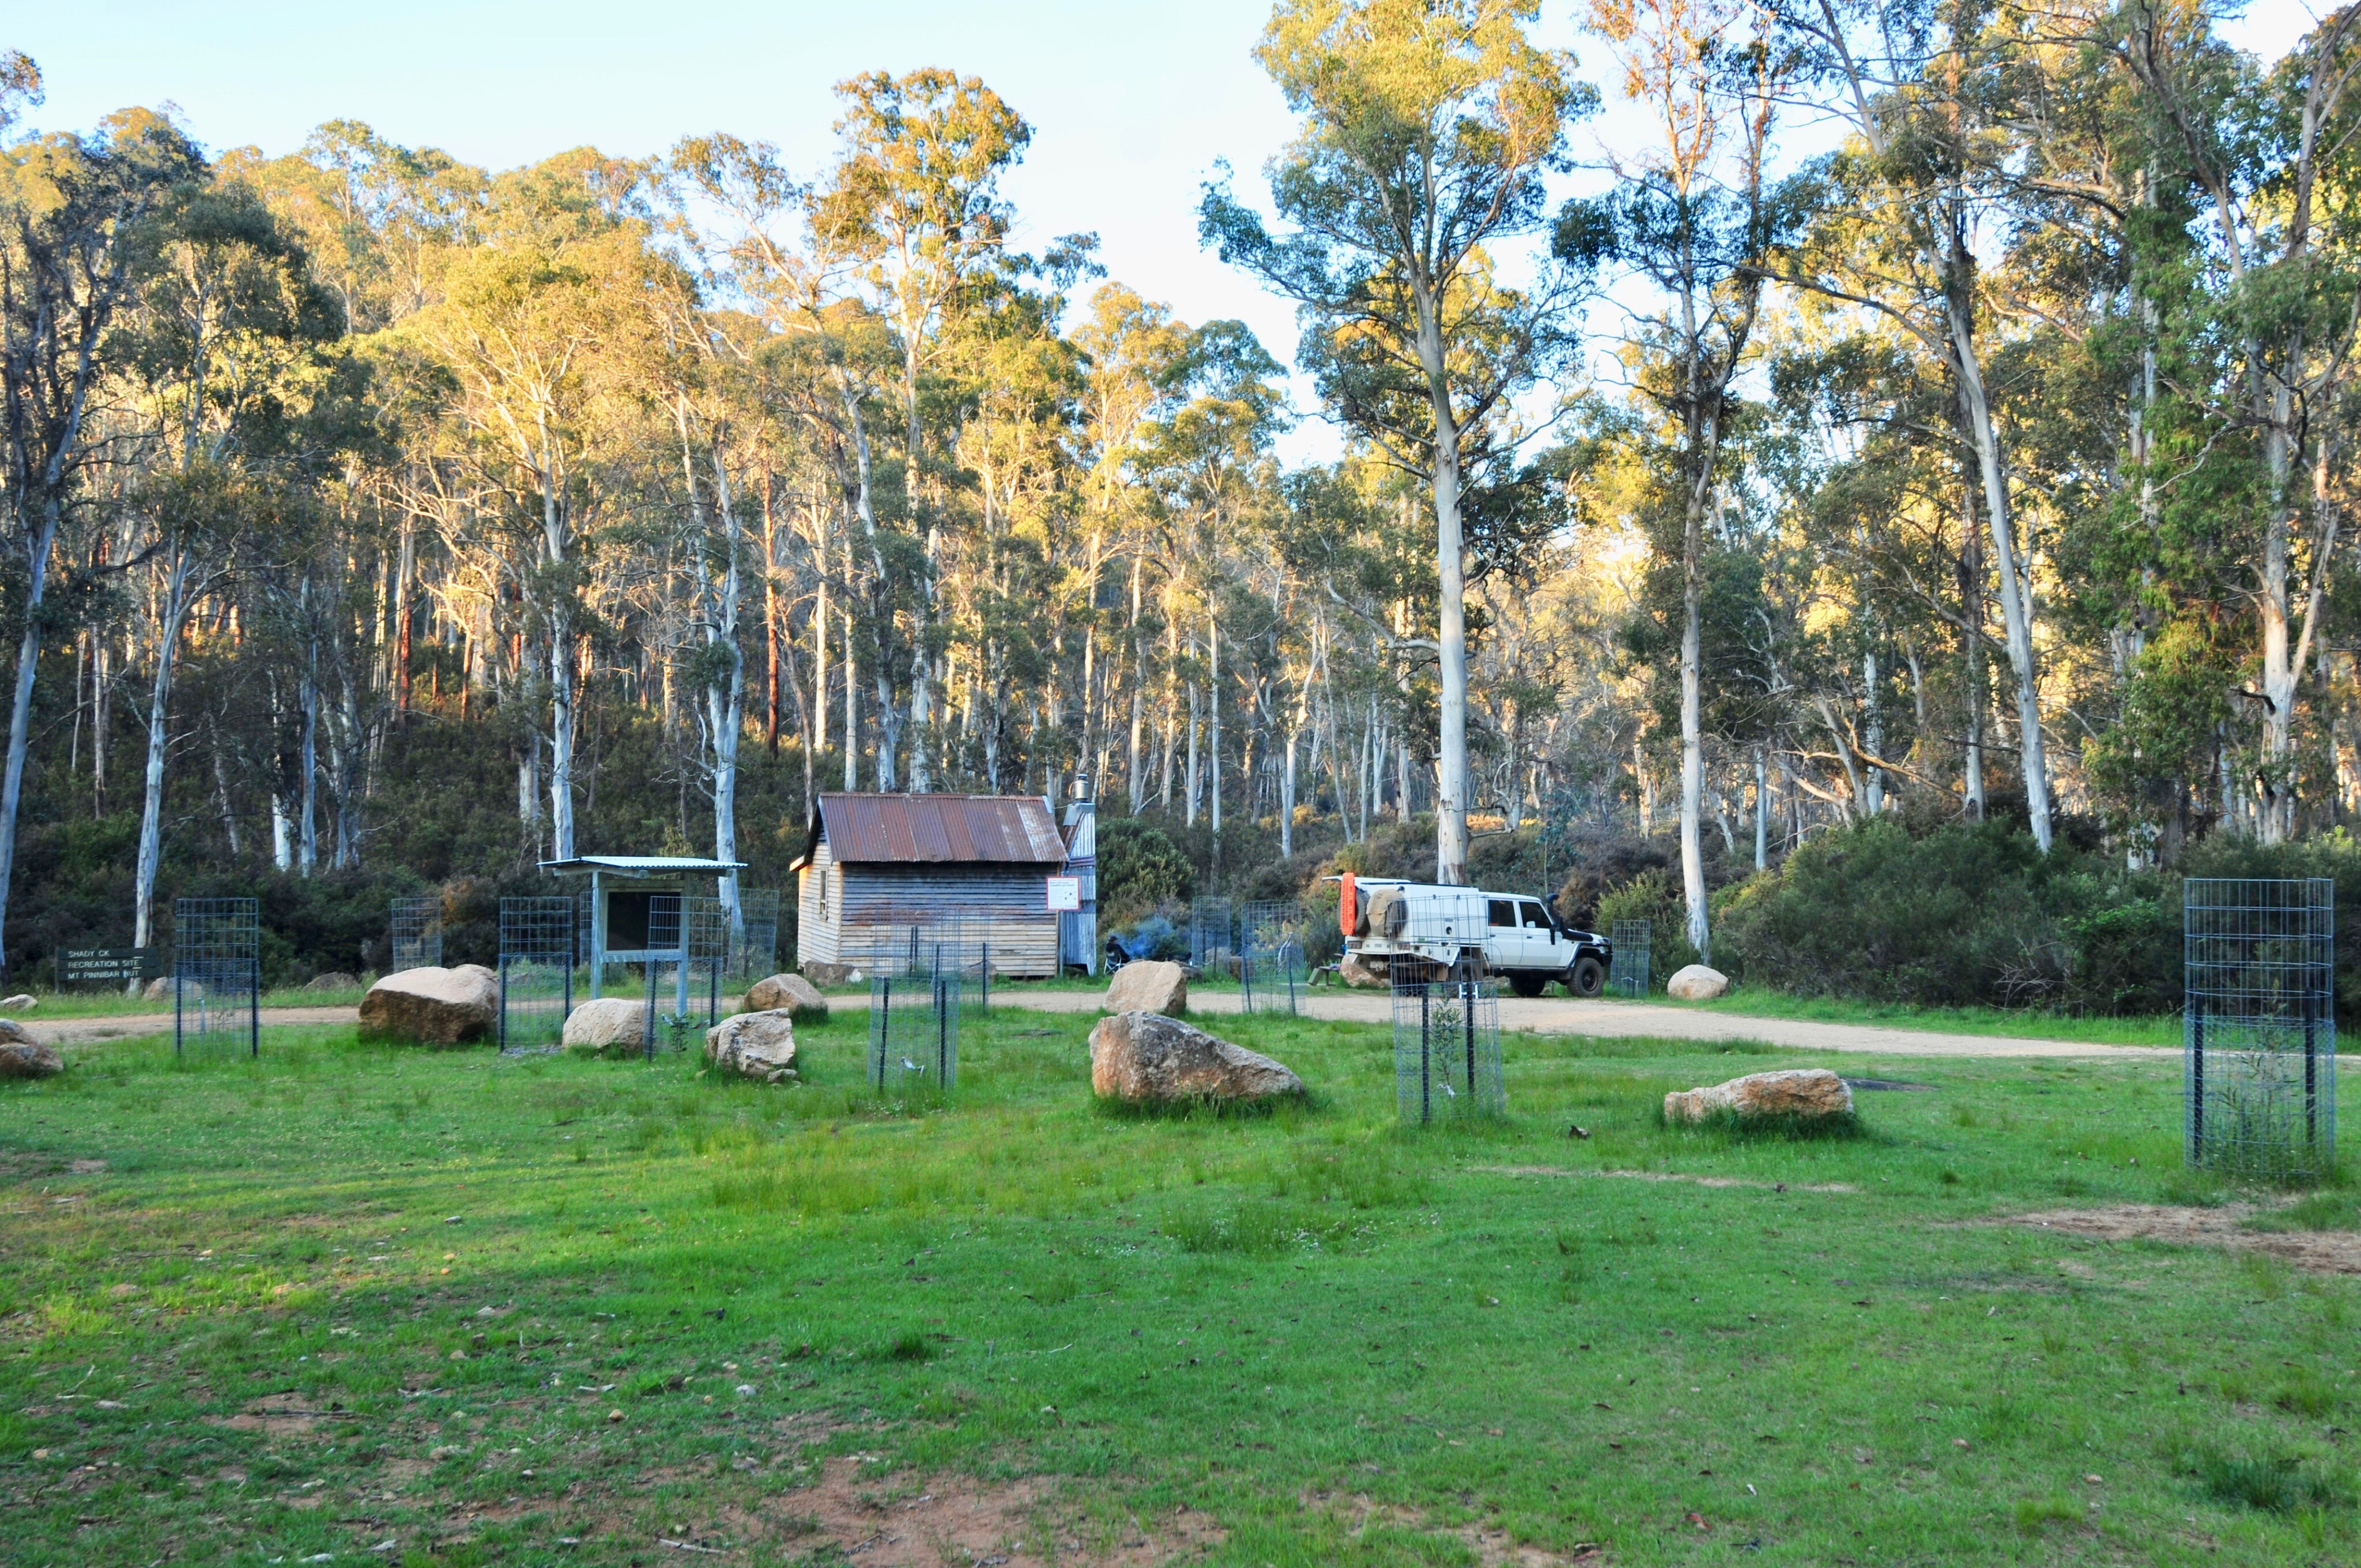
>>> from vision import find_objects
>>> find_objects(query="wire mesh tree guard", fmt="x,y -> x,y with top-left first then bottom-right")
389,895 -> 443,973
1609,919 -> 1652,998
1392,974 -> 1503,1124
1190,897 -> 1235,968
2185,878 -> 2337,1182
497,896 -> 576,1054
874,917 -> 997,1012
174,897 -> 259,1058
869,968 -> 961,1096
1238,899 -> 1306,1016
729,887 -> 782,981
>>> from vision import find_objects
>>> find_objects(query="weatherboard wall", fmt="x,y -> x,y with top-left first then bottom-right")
798,847 -> 1060,976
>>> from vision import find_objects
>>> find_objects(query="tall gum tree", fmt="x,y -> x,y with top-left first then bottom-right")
1782,0 -> 2058,851
0,99 -> 202,976
812,70 -> 1032,793
1203,0 -> 1593,884
1569,0 -> 1788,962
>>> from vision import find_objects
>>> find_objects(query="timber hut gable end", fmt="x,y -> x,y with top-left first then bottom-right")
790,793 -> 1068,977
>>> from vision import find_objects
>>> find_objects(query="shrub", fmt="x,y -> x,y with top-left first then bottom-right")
1096,819 -> 1193,927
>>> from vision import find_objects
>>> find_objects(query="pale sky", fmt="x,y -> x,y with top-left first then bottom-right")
16,2 -> 2317,464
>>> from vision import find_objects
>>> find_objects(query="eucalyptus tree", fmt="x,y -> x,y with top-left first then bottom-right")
811,69 -> 1035,790
1776,0 -> 2062,850
0,100 -> 204,975
1567,0 -> 1789,960
1202,0 -> 1593,884
407,149 -> 660,858
2104,3 -> 2361,840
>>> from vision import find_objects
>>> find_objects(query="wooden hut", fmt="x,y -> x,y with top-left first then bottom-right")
790,793 -> 1069,978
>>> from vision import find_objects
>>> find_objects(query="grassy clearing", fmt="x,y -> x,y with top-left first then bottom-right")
1,1006 -> 2354,1566
1617,986 -> 2185,1048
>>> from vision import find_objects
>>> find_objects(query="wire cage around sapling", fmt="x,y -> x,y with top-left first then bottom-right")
174,897 -> 260,1059
1609,919 -> 1652,998
868,968 -> 960,1098
1190,896 -> 1235,971
2185,877 -> 2337,1183
1391,975 -> 1504,1124
390,895 -> 443,973
498,896 -> 577,1054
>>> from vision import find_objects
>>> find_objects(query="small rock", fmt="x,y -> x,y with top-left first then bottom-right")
107,1282 -> 138,1299
302,972 -> 360,993
0,1039 -> 63,1079
562,997 -> 652,1057
704,1010 -> 798,1083
798,960 -> 859,986
1088,1011 -> 1303,1104
1665,963 -> 1729,1001
1664,1068 -> 1853,1125
744,972 -> 828,1022
1104,959 -> 1188,1017
0,993 -> 35,1010
358,966 -> 499,1046
142,975 -> 172,1001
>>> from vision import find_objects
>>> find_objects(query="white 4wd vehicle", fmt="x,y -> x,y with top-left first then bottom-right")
1340,875 -> 1611,997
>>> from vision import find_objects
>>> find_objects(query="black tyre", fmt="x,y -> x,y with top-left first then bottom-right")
1507,971 -> 1547,998
1566,956 -> 1606,998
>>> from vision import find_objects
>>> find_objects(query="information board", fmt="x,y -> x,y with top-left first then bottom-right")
1045,876 -> 1081,913
61,947 -> 158,987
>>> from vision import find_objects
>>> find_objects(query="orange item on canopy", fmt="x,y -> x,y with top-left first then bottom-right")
1340,873 -> 1356,937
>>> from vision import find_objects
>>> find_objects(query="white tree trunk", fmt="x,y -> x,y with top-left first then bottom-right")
132,566 -> 197,952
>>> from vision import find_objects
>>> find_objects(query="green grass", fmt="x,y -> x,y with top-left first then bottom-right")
0,984 -> 378,1019
2,1007 -> 2355,1565
1620,986 -> 2186,1047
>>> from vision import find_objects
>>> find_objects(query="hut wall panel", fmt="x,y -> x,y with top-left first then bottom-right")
836,865 -> 1061,977
796,841 -> 840,965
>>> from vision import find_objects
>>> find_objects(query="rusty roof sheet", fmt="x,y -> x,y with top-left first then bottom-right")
814,793 -> 1068,866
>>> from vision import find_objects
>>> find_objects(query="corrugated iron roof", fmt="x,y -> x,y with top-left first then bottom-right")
810,793 -> 1067,866
541,855 -> 746,876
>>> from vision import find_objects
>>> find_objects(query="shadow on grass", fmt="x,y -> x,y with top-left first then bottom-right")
1655,1106 -> 1873,1143
2173,1442 -> 2352,1512
1092,1091 -> 1317,1123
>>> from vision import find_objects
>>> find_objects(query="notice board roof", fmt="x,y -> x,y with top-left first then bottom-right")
539,855 -> 746,877
799,793 -> 1067,869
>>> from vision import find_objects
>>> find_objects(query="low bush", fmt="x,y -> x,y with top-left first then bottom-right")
1692,816 -> 2361,1022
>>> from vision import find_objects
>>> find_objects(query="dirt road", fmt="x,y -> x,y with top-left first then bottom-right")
962,986 -> 2177,1060
23,991 -> 2173,1061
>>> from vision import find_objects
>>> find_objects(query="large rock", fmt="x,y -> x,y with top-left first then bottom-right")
1088,1012 -> 1303,1104
563,997 -> 652,1057
705,1009 -> 799,1083
142,975 -> 172,1001
0,1017 -> 34,1043
0,1038 -> 61,1079
1338,951 -> 1393,989
357,964 -> 498,1046
801,960 -> 865,987
1104,960 -> 1188,1017
1664,1068 -> 1853,1125
1665,963 -> 1729,1001
1,993 -> 36,1010
303,971 -> 360,993
745,972 -> 828,1021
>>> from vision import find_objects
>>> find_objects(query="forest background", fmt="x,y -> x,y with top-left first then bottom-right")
1,0 -> 2356,1017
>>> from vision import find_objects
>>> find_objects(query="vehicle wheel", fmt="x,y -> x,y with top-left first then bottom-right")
1507,971 -> 1547,998
1566,956 -> 1606,998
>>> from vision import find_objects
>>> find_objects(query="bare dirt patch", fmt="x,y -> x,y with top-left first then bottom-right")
716,1456 -> 1223,1565
1306,1488 -> 1603,1565
209,1391 -> 359,1437
2004,1205 -> 2361,1274
1474,1165 -> 1857,1194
